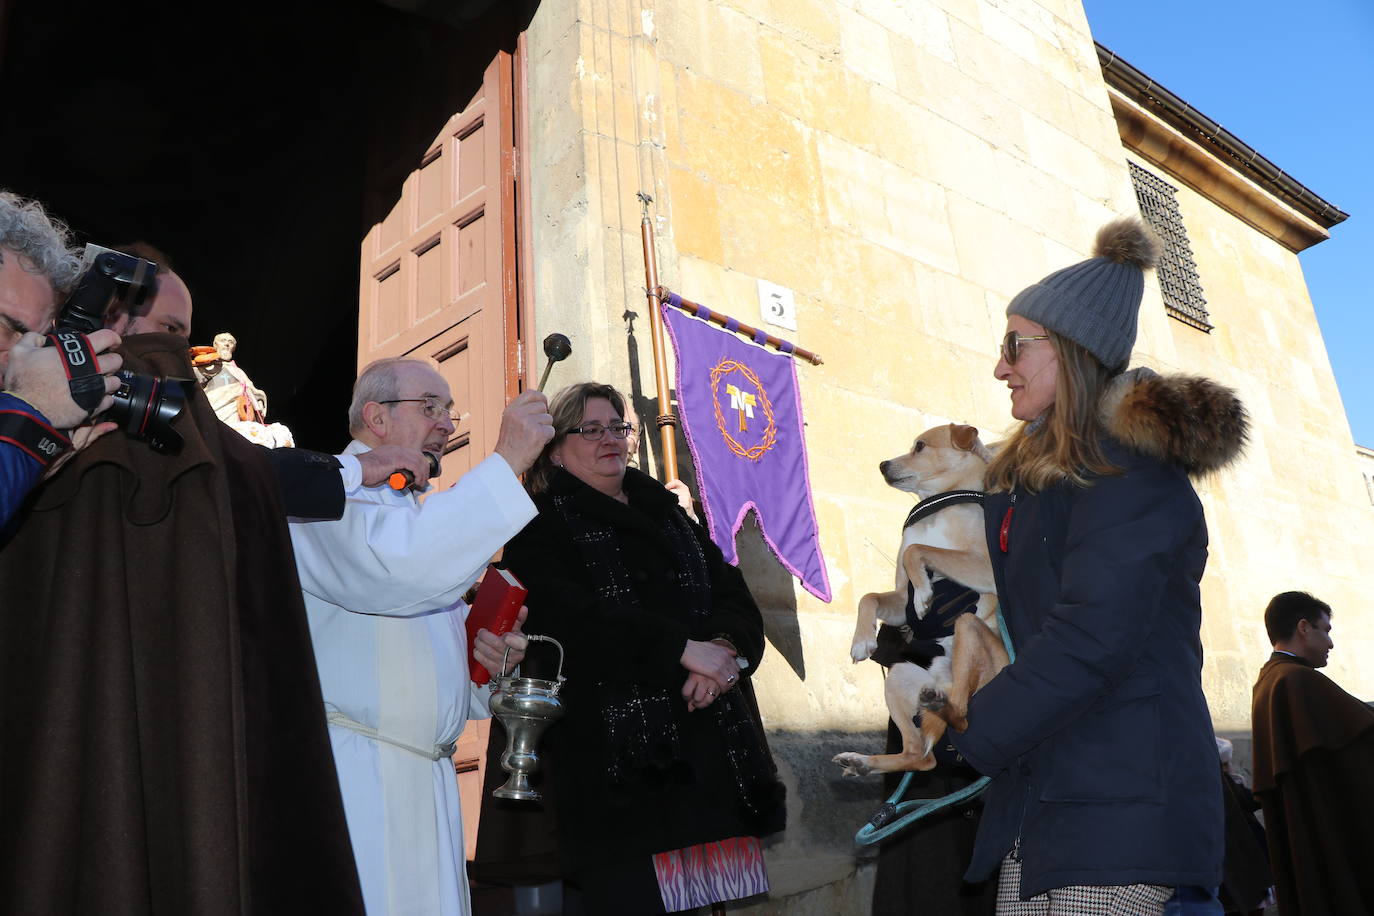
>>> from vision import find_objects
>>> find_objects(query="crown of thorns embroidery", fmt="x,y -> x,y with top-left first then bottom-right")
709,358 -> 777,460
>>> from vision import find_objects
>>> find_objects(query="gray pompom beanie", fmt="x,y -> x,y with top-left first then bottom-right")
1007,218 -> 1161,371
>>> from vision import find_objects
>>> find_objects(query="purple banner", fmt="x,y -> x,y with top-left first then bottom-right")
662,301 -> 831,602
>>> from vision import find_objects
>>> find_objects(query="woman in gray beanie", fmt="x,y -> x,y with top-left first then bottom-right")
946,218 -> 1248,915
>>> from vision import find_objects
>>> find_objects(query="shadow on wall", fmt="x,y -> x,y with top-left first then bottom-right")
624,308 -> 808,680
623,307 -> 802,681
736,513 -> 806,680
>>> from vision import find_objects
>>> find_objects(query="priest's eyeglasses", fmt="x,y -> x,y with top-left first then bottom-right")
378,398 -> 464,424
1000,330 -> 1051,365
567,421 -> 635,441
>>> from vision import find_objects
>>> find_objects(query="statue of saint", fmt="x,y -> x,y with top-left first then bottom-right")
191,332 -> 294,447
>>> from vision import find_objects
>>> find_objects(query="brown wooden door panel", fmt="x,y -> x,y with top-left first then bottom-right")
357,45 -> 522,860
359,55 -> 508,373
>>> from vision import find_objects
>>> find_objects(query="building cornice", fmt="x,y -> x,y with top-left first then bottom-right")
1098,44 -> 1348,253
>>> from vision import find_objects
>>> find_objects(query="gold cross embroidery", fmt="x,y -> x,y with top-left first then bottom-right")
726,384 -> 757,432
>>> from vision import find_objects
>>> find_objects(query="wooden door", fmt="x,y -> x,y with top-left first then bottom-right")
357,48 -> 522,856
358,50 -> 521,488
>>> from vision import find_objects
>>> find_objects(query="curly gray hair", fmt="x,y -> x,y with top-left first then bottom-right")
0,191 -> 82,300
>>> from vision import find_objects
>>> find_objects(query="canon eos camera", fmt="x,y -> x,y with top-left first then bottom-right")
52,245 -> 190,454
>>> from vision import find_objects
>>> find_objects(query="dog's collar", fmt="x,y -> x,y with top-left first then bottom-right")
903,490 -> 984,528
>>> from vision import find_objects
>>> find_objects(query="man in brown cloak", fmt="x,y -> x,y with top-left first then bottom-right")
0,334 -> 364,914
1251,590 -> 1374,915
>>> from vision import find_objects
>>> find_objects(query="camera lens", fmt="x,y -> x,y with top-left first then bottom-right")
108,370 -> 188,455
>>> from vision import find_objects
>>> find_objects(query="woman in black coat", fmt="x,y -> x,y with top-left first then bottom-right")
495,381 -> 785,915
947,219 -> 1247,914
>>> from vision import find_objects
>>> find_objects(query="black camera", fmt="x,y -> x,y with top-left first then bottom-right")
53,244 -> 190,454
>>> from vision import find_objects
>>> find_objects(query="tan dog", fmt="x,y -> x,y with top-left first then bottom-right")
834,424 -> 1009,776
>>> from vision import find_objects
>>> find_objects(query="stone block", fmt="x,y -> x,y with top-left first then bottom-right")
577,0 -> 634,37
716,186 -> 829,298
658,0 -> 764,97
912,111 -> 1005,213
992,151 -> 1078,247
977,1 -> 1042,66
945,192 -> 1047,299
667,167 -> 724,262
816,133 -> 959,275
851,238 -> 920,326
760,0 -> 842,57
657,59 -> 683,158
912,262 -> 995,353
837,4 -> 896,89
1019,111 -> 1116,203
852,0 -> 956,63
735,856 -> 873,915
758,29 -> 868,148
864,85 -> 936,175
672,69 -> 822,215
588,133 -> 644,231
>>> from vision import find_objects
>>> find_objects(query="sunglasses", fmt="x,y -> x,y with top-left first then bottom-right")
1001,330 -> 1050,365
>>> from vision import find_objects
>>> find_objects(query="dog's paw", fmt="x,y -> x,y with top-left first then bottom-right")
849,637 -> 878,663
910,583 -> 934,619
832,752 -> 873,778
918,685 -> 949,714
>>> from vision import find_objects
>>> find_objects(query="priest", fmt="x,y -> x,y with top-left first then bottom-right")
288,357 -> 552,916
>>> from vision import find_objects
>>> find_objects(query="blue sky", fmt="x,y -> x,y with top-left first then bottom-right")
1082,0 -> 1373,448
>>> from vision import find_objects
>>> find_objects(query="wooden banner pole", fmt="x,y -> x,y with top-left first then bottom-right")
638,193 -> 679,481
656,287 -> 824,366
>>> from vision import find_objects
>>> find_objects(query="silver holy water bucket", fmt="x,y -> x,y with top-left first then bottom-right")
489,634 -> 565,802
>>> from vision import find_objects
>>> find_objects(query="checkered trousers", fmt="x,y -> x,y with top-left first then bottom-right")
996,854 -> 1173,915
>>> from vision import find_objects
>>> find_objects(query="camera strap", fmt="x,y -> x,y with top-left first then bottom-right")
0,408 -> 72,469
45,331 -> 107,416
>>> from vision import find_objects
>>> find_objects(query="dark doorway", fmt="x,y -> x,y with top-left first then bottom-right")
0,0 -> 533,451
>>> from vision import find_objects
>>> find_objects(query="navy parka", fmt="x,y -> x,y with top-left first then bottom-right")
951,418 -> 1229,897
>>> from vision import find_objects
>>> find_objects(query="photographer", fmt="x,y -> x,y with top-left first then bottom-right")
1,330 -> 123,522
0,191 -> 124,526
0,199 -> 438,914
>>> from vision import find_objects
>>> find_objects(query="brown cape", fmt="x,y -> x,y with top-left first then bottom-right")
1251,652 -> 1374,915
0,334 -> 363,914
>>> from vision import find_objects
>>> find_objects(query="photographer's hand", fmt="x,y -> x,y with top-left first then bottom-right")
357,445 -> 433,489
3,331 -> 122,429
41,420 -> 120,481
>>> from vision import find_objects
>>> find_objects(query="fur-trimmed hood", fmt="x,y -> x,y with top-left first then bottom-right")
1098,367 -> 1248,476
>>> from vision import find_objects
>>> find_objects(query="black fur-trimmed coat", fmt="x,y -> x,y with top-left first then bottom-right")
484,467 -> 785,888
951,368 -> 1247,897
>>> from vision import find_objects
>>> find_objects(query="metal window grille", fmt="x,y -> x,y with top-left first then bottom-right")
1129,162 -> 1213,332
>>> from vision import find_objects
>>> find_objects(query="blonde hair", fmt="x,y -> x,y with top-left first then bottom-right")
984,331 -> 1122,493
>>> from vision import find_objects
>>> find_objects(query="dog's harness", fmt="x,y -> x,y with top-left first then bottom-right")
854,490 -> 1017,847
901,489 -> 984,528
901,490 -> 987,634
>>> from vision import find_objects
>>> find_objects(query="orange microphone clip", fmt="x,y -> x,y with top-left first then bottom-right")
388,452 -> 442,491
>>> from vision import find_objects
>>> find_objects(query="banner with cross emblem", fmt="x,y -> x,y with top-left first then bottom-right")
662,300 -> 831,602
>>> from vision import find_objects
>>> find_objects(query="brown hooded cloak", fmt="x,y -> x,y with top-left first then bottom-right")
0,334 -> 363,914
1251,651 -> 1374,915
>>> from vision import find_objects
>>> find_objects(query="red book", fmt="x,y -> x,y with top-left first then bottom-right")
466,565 -> 528,685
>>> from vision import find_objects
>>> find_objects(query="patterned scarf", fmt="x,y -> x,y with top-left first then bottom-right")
551,478 -> 782,827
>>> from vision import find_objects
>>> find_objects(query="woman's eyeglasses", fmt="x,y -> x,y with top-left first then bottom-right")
566,421 -> 635,441
1001,330 -> 1050,365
